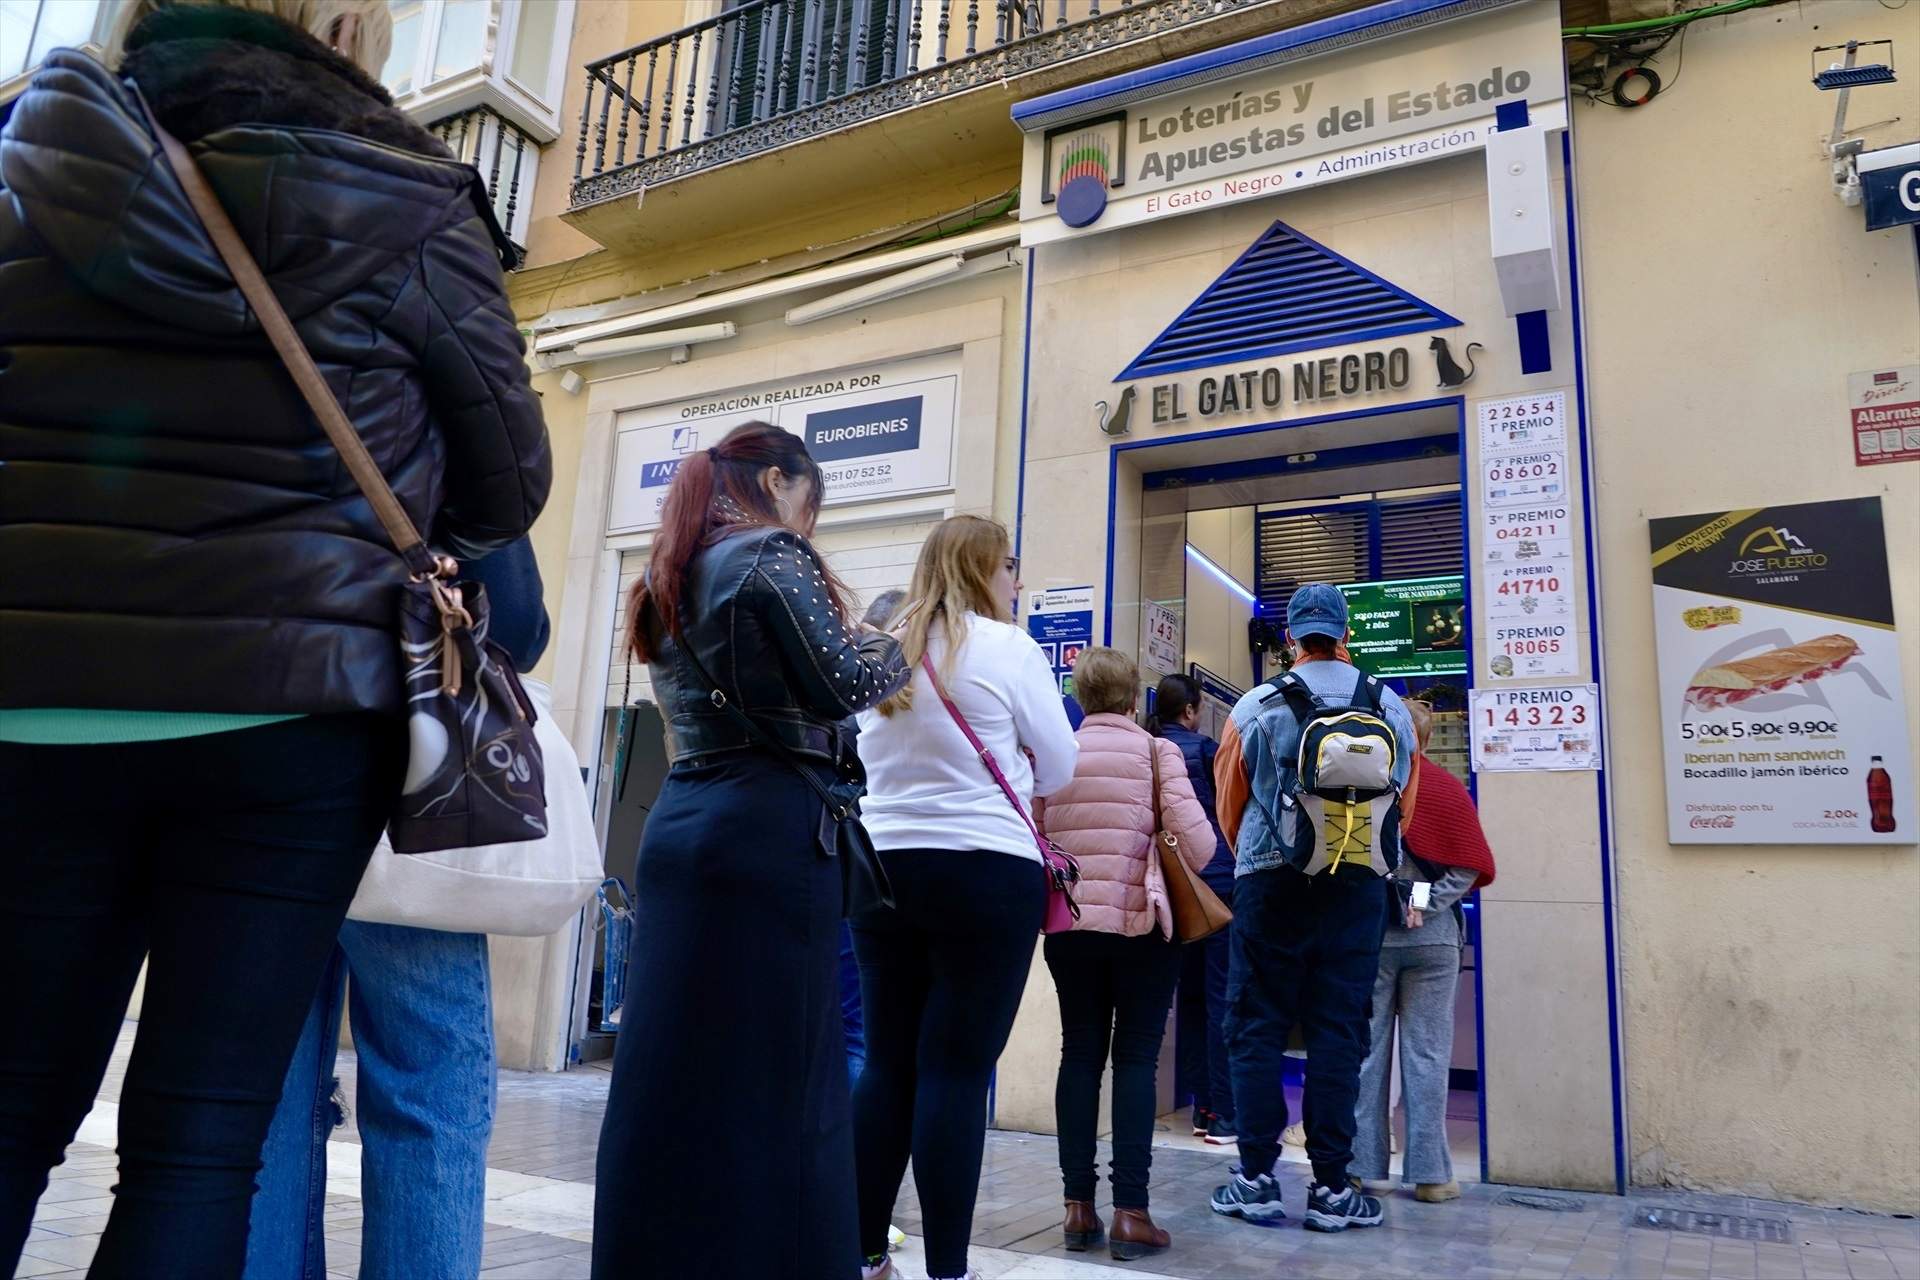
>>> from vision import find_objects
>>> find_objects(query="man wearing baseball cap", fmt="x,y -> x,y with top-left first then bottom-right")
1207,584 -> 1415,1233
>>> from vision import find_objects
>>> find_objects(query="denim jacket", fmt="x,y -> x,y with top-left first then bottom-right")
1215,659 -> 1416,878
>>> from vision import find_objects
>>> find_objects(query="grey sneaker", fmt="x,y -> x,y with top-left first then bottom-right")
1210,1168 -> 1286,1222
1305,1181 -> 1385,1232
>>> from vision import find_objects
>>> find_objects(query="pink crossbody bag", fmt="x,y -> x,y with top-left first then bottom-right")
918,654 -> 1082,933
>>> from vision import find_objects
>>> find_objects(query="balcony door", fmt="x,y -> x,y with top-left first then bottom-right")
722,0 -> 907,131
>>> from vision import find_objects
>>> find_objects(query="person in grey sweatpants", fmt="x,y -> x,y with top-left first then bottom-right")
1351,871 -> 1473,1195
1352,700 -> 1486,1201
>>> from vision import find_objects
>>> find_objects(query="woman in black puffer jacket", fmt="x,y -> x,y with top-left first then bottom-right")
0,2 -> 549,1274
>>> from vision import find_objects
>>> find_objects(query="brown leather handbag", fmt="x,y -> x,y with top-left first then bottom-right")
140,95 -> 547,853
1150,738 -> 1233,943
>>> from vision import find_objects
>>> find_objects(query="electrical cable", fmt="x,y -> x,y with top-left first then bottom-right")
888,189 -> 1020,248
1570,19 -> 1690,109
1563,0 -> 1781,38
1610,64 -> 1662,107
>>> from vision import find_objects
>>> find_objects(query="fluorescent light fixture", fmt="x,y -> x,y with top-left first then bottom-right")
542,321 -> 737,368
1185,543 -> 1255,606
529,223 -> 1019,343
573,322 -> 735,358
784,255 -> 965,326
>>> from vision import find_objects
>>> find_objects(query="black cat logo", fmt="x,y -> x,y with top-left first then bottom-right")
1096,385 -> 1138,437
1430,337 -> 1484,388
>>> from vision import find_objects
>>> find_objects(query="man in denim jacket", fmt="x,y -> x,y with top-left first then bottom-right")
1206,584 -> 1415,1234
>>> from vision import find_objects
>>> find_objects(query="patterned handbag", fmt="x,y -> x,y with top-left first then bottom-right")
143,99 -> 547,853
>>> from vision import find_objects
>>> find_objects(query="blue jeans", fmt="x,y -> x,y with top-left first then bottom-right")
244,922 -> 495,1280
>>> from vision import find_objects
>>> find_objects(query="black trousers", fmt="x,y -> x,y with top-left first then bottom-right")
593,754 -> 856,1279
0,715 -> 403,1279
1225,865 -> 1388,1188
1176,869 -> 1236,1122
851,849 -> 1041,1280
1045,930 -> 1183,1209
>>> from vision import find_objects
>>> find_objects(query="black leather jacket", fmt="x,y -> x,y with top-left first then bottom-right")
647,526 -> 908,766
0,9 -> 549,715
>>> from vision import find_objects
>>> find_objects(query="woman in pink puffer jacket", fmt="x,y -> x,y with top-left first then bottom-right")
1038,647 -> 1215,1264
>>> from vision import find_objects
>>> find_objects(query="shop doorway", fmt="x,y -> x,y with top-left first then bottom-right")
1106,397 -> 1486,1184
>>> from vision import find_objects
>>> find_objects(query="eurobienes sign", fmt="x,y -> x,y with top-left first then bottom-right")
606,353 -> 960,535
1015,0 -> 1567,244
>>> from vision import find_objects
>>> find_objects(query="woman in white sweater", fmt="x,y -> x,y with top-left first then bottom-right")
852,515 -> 1079,1280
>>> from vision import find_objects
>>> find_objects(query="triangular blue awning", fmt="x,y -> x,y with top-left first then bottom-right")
1118,219 -> 1461,382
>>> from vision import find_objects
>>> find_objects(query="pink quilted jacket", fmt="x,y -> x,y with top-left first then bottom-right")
1038,714 -> 1216,938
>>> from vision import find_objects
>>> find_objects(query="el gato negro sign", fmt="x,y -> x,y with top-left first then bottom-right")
1100,346 -> 1412,435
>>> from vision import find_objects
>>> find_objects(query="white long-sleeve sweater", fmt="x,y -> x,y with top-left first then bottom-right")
856,614 -> 1080,862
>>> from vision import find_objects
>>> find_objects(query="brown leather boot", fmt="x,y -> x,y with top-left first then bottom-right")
1109,1207 -> 1171,1262
1062,1199 -> 1104,1252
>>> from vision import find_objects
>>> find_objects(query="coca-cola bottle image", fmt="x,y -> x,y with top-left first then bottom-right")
1867,756 -> 1896,833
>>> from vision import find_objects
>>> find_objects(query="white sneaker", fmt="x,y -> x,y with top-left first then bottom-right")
887,1224 -> 906,1248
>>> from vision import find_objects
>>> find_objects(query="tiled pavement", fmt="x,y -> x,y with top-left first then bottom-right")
17,1024 -> 1919,1279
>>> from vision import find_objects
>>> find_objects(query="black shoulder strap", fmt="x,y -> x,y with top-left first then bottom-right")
1273,671 -> 1323,722
1353,671 -> 1384,714
678,640 -> 855,821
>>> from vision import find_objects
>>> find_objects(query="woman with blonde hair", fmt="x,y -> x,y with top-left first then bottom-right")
851,515 -> 1079,1280
1041,648 -> 1216,1262
0,0 -> 548,1271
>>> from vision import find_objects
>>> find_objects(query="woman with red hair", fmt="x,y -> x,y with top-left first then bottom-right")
1351,700 -> 1495,1204
592,422 -> 908,1278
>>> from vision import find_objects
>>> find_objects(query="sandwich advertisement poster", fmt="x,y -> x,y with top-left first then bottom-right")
1649,497 -> 1913,845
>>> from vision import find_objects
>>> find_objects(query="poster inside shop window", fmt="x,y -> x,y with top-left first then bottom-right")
1142,603 -> 1183,677
1027,586 -> 1094,696
1648,497 -> 1914,845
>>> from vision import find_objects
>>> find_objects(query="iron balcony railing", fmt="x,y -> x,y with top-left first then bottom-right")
430,105 -> 536,264
570,0 -> 1268,205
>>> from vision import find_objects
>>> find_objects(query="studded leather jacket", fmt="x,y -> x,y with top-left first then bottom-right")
646,525 -> 908,767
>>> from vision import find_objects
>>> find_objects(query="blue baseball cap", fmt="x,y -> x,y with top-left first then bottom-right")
1286,583 -> 1349,641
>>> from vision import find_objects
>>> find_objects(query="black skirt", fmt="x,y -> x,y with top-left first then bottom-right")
592,752 -> 856,1279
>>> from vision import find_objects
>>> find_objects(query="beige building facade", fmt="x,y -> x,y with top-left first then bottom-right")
514,0 -> 1920,1212
256,0 -> 1913,1211
1573,5 -> 1919,1208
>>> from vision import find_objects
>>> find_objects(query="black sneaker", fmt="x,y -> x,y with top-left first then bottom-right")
1210,1168 -> 1286,1222
1204,1113 -> 1238,1145
1304,1181 -> 1385,1233
1191,1105 -> 1214,1136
